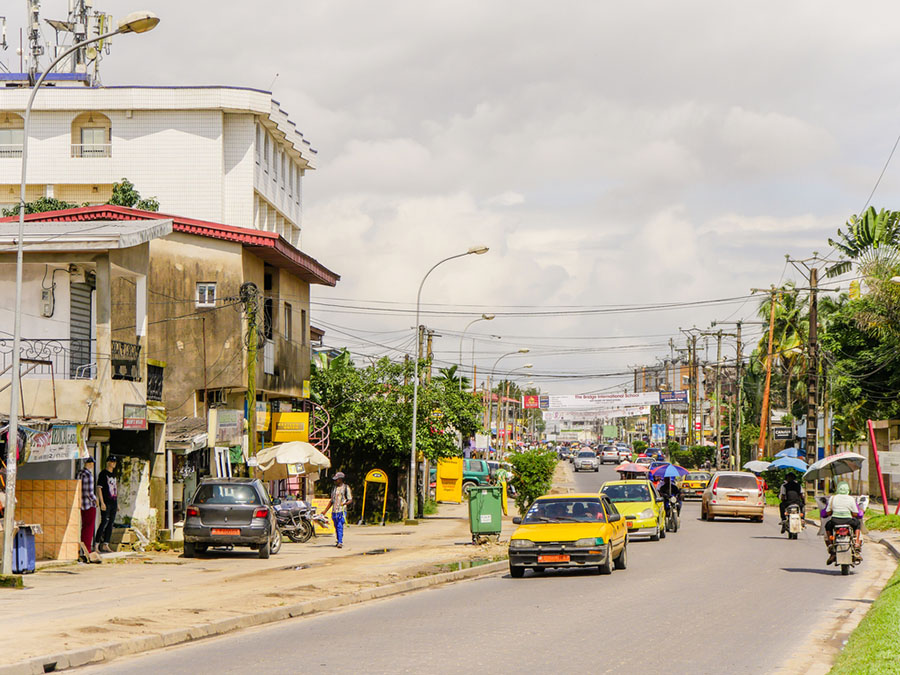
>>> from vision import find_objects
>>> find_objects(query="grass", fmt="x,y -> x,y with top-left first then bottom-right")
423,499 -> 439,516
864,509 -> 900,531
829,562 -> 900,674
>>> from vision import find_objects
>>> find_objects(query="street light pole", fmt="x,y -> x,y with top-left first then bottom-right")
408,246 -> 488,521
458,314 -> 494,391
1,11 -> 160,577
487,350 -> 529,458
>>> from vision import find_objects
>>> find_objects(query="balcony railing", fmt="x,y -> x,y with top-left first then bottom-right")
0,338 -> 95,380
0,144 -> 23,158
71,143 -> 112,158
147,362 -> 164,401
111,340 -> 141,381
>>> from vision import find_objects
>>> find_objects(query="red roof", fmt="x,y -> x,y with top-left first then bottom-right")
0,205 -> 340,286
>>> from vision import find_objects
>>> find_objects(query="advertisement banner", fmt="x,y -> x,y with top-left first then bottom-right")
522,395 -> 541,410
773,427 -> 793,440
123,404 -> 148,430
651,424 -> 666,442
546,392 -> 660,411
659,390 -> 689,404
27,425 -> 85,462
271,412 -> 310,443
216,409 -> 244,446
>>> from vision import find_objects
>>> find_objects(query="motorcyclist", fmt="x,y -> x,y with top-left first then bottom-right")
822,482 -> 864,564
658,477 -> 682,517
778,474 -> 805,532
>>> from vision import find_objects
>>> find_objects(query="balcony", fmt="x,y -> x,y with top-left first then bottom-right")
111,340 -> 141,381
0,144 -> 23,159
70,143 -> 112,158
0,338 -> 96,380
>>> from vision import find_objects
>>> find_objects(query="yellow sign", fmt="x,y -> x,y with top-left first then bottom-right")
271,412 -> 310,442
302,380 -> 311,399
365,469 -> 388,484
311,498 -> 336,535
435,457 -> 463,503
256,401 -> 270,432
360,468 -> 389,525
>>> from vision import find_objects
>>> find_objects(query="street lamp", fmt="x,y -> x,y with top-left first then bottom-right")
458,313 -> 495,391
1,11 -> 160,576
487,349 -> 529,454
409,245 -> 489,520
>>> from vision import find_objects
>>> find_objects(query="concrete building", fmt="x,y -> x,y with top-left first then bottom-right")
0,86 -> 314,246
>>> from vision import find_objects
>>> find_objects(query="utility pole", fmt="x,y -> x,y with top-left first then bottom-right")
805,267 -> 819,465
418,325 -> 425,361
425,329 -> 435,384
735,322 -> 742,469
240,282 -> 260,458
757,287 -> 778,460
715,331 -> 722,469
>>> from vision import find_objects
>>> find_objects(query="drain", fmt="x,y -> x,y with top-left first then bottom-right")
361,548 -> 393,555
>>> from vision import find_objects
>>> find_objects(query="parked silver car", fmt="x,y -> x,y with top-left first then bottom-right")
573,450 -> 599,472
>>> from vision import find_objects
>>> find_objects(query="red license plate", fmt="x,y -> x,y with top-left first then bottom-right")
728,496 -> 747,501
211,528 -> 241,535
626,521 -> 633,528
537,554 -> 570,563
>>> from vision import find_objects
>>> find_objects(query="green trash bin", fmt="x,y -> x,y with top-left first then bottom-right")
468,485 -> 503,542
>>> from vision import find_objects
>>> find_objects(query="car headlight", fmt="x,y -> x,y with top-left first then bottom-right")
575,537 -> 605,547
509,539 -> 534,549
639,508 -> 655,520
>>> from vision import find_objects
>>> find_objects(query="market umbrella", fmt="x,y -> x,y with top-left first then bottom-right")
255,441 -> 331,481
743,460 -> 771,474
775,447 -> 803,459
769,457 -> 807,472
650,463 -> 690,480
615,462 -> 649,473
802,452 -> 866,482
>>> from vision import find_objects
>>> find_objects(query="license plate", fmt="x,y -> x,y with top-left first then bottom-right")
728,495 -> 746,501
211,528 -> 241,535
626,522 -> 633,528
538,554 -> 570,563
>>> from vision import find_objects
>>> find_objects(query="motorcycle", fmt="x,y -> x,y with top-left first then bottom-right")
782,503 -> 804,540
830,524 -> 862,576
664,495 -> 680,533
274,500 -> 315,543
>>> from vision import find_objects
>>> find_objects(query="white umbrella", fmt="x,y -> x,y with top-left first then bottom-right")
743,460 -> 771,474
255,441 -> 331,480
801,452 -> 866,482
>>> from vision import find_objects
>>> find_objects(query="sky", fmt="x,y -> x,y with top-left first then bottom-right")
4,1 -> 899,393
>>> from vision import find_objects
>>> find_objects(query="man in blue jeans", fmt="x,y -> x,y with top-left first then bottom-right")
322,472 -> 353,549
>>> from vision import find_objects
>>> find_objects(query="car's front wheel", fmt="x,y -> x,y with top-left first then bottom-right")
509,564 -> 525,579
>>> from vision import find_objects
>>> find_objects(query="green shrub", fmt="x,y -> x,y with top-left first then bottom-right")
671,449 -> 694,467
666,440 -> 680,455
633,440 -> 648,454
508,448 -> 558,516
689,445 -> 715,468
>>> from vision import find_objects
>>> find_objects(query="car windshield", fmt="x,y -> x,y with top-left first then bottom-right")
523,498 -> 607,523
688,472 -> 710,481
602,484 -> 651,503
194,484 -> 261,505
578,451 -> 595,458
716,474 -> 758,489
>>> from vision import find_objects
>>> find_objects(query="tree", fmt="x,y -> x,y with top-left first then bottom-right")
827,207 -> 900,277
2,197 -> 76,217
507,447 -> 557,515
108,178 -> 160,211
756,282 -> 808,415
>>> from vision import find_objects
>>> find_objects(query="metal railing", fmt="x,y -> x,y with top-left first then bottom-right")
70,143 -> 112,158
0,144 -> 23,158
111,340 -> 141,381
0,338 -> 95,379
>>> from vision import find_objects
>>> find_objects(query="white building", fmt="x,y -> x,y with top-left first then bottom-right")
0,86 -> 315,246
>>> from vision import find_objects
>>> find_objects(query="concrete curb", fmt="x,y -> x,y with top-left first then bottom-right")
1,560 -> 508,674
875,536 -> 900,560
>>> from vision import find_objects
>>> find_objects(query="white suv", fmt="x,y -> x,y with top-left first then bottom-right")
701,472 -> 765,522
573,450 -> 599,472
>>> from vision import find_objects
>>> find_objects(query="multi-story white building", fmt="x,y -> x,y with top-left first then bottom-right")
0,86 -> 314,246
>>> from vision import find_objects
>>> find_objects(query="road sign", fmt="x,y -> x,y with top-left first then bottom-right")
660,390 -> 689,404
773,427 -> 793,440
694,422 -> 701,431
879,451 -> 900,476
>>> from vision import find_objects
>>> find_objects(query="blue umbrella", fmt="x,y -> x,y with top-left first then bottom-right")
769,457 -> 807,472
650,463 -> 690,480
775,447 -> 802,459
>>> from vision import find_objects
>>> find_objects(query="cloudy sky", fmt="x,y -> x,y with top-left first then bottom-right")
6,1 -> 897,392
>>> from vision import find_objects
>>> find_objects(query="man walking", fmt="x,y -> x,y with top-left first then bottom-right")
96,456 -> 119,553
323,472 -> 352,549
77,456 -> 98,557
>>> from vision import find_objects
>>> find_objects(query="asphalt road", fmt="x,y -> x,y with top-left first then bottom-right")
80,464 -> 877,674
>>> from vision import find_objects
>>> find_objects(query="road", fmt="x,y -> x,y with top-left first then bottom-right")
80,464 -> 883,674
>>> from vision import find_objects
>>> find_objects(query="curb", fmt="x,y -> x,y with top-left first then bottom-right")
0,559 -> 507,675
875,536 -> 900,560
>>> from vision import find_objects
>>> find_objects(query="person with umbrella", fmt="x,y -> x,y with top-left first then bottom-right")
778,474 -> 805,533
658,477 -> 683,518
822,482 -> 864,565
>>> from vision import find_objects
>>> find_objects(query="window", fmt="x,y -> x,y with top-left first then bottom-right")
284,303 -> 292,341
273,149 -> 279,181
264,134 -> 270,171
281,155 -> 286,189
71,112 -> 111,158
0,113 -> 24,158
196,282 -> 217,308
300,308 -> 307,345
255,124 -> 262,165
288,164 -> 294,197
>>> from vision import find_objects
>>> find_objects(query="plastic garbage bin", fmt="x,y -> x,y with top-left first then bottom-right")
468,485 -> 503,542
13,526 -> 36,574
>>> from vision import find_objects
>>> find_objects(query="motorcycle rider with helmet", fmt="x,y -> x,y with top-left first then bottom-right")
778,474 -> 806,533
823,482 -> 864,565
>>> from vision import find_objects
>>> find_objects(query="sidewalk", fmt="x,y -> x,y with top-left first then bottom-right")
0,499 -> 516,671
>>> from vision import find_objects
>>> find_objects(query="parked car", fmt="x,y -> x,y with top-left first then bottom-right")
183,478 -> 280,559
701,472 -> 765,522
681,471 -> 711,499
573,450 -> 600,472
600,479 -> 667,541
508,494 -> 628,577
463,458 -> 492,493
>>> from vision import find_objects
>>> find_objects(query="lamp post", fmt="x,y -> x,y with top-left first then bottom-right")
458,314 -> 494,391
408,246 -> 489,521
487,349 -> 529,457
1,11 -> 161,576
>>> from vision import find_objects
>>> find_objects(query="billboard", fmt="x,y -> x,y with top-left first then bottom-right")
659,390 -> 689,404
546,392 -> 660,411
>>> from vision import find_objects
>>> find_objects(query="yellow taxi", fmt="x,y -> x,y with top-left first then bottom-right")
681,471 -> 711,499
600,479 -> 666,541
508,494 -> 628,578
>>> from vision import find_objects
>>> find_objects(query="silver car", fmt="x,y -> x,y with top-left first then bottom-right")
573,450 -> 599,472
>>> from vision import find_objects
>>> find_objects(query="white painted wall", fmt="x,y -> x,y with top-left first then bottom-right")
0,263 -> 72,339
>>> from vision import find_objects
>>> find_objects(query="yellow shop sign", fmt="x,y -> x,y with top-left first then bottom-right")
271,412 -> 310,443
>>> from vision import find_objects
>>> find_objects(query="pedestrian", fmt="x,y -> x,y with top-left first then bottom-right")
322,472 -> 352,549
95,456 -> 119,553
77,456 -> 98,557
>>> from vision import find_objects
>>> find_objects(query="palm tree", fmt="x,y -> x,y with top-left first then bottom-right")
757,283 -> 808,411
435,364 -> 471,390
827,207 -> 900,277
